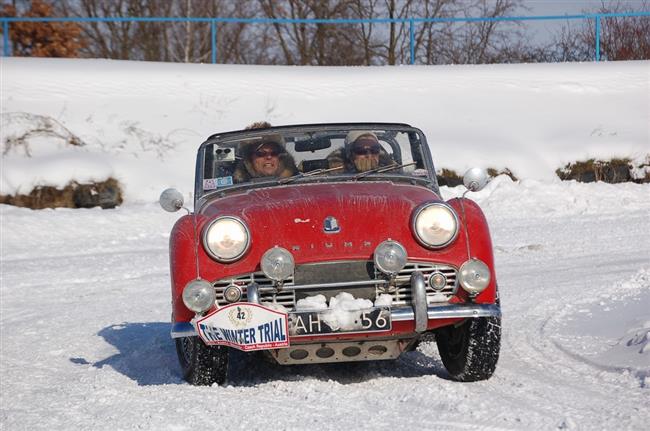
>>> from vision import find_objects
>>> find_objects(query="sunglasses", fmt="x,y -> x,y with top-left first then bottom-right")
254,149 -> 280,158
352,146 -> 381,156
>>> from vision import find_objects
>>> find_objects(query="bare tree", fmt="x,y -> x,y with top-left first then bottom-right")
382,0 -> 414,65
599,2 -> 650,60
338,0 -> 525,65
550,1 -> 650,62
57,0 -> 263,63
550,21 -> 593,62
426,0 -> 523,64
37,0 -> 605,66
257,0 -> 366,65
346,0 -> 378,64
166,1 -> 263,64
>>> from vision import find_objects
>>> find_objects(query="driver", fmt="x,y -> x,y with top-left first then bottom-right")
327,131 -> 394,173
233,132 -> 297,183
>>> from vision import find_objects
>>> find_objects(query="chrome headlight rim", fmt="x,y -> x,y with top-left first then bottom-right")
202,215 -> 251,263
411,202 -> 460,249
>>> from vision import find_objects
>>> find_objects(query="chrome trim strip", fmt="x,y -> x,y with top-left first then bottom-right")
391,303 -> 501,321
258,279 -> 387,292
411,271 -> 427,332
171,322 -> 197,338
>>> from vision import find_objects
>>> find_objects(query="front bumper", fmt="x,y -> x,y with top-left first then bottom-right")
171,302 -> 501,339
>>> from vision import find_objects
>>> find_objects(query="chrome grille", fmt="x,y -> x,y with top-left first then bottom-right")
376,262 -> 458,305
212,261 -> 457,309
213,272 -> 295,307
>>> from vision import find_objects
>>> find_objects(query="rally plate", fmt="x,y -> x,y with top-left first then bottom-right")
195,303 -> 289,351
289,306 -> 391,337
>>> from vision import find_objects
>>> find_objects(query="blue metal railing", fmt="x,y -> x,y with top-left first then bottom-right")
1,12 -> 649,64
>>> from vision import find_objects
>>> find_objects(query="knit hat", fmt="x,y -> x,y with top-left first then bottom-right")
345,131 -> 379,146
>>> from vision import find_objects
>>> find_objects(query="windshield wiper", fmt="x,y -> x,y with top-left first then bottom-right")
279,165 -> 344,184
353,161 -> 416,180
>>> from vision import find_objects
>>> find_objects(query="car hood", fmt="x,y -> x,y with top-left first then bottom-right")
196,181 -> 447,266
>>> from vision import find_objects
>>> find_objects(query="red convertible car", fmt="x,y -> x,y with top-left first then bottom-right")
160,123 -> 501,385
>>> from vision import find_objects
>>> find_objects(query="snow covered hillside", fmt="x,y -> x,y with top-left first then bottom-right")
1,58 -> 649,429
1,58 -> 649,202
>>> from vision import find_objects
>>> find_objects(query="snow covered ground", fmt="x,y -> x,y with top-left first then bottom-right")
1,58 -> 649,429
1,179 -> 648,429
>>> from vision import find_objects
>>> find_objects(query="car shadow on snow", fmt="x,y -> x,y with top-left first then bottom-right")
70,322 -> 185,386
76,322 -> 450,386
225,342 -> 451,386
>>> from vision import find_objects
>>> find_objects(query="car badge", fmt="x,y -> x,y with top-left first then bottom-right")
323,216 -> 340,233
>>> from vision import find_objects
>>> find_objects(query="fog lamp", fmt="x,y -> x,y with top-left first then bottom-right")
261,247 -> 295,281
374,240 -> 408,275
182,279 -> 216,313
458,259 -> 491,296
223,284 -> 243,303
429,272 -> 448,291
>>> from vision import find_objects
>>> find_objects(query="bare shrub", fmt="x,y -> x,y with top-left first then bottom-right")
556,158 -> 633,183
1,112 -> 86,157
0,178 -> 123,210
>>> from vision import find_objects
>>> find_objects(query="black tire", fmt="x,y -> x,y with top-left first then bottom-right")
436,316 -> 501,382
175,336 -> 228,386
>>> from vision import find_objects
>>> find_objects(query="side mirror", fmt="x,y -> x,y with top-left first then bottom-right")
463,168 -> 488,192
159,188 -> 184,212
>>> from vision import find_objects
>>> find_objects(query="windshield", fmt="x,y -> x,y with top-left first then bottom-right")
197,125 -> 435,199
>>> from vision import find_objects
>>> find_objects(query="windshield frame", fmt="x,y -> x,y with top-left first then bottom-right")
194,123 -> 439,205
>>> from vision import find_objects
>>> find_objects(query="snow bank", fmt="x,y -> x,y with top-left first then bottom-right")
2,58 -> 648,202
1,150 -> 114,195
442,174 -> 650,217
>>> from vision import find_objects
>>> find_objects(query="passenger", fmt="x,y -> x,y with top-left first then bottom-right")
327,131 -> 394,173
233,123 -> 297,183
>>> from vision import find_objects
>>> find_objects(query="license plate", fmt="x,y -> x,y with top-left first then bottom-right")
289,306 -> 391,336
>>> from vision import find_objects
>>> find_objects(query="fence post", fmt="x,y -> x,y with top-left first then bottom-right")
211,20 -> 217,64
2,21 -> 9,57
409,19 -> 415,65
595,15 -> 601,61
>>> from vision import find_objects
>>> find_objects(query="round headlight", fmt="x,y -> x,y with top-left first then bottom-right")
458,258 -> 491,295
182,279 -> 216,313
261,247 -> 295,281
203,216 -> 250,262
412,203 -> 459,248
374,240 -> 408,275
